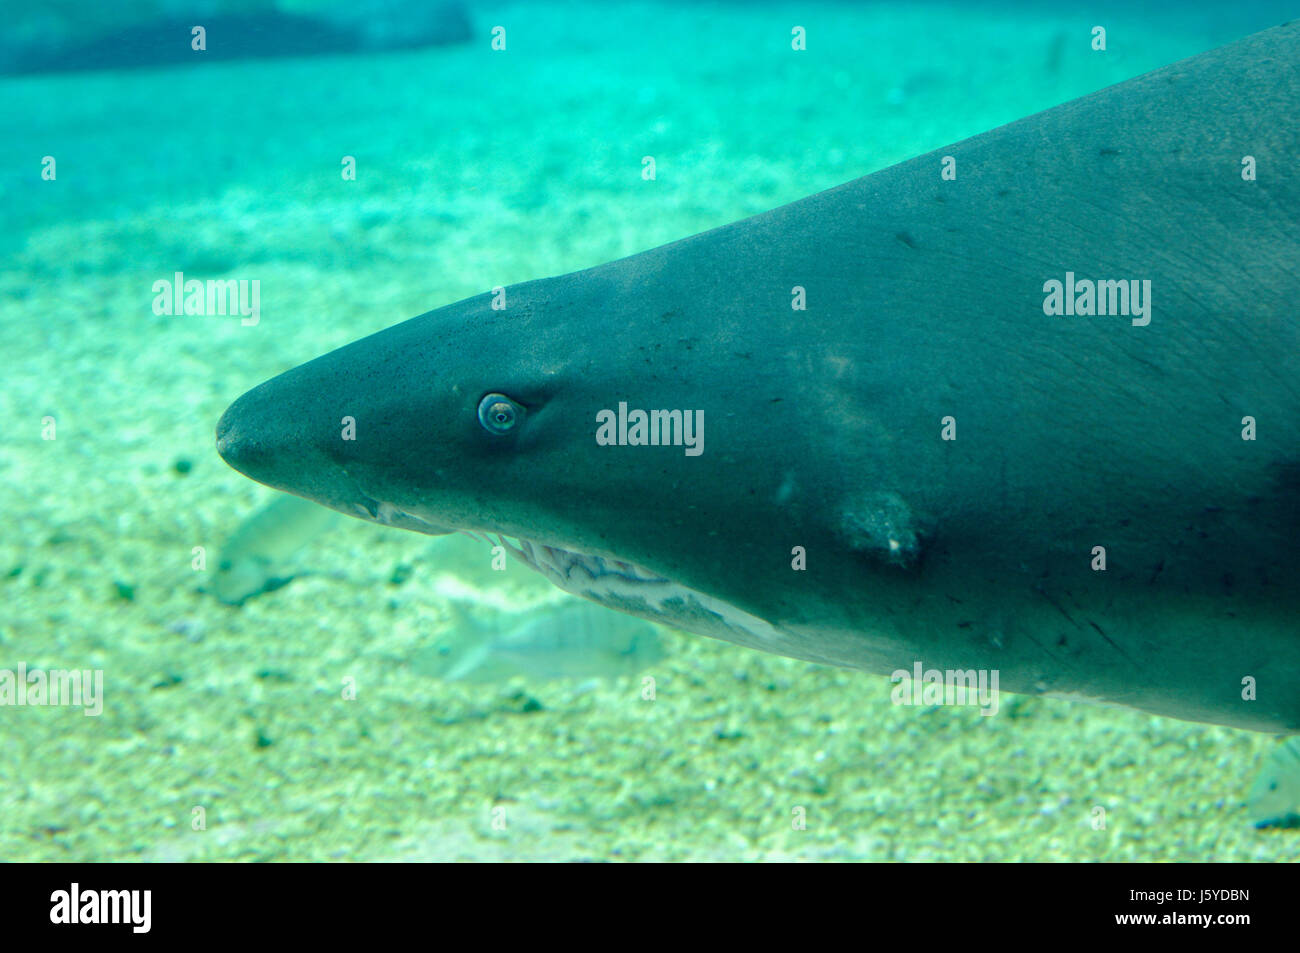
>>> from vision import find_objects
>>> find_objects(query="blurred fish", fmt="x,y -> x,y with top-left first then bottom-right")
1246,737 -> 1300,829
413,600 -> 667,684
207,494 -> 339,605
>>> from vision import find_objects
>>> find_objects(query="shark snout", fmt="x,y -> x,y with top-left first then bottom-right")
215,380 -> 332,499
215,393 -> 278,484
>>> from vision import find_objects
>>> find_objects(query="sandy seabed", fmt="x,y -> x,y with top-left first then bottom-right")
1,1 -> 1295,860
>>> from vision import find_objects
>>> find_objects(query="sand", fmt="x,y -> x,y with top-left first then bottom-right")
2,0 -> 1296,861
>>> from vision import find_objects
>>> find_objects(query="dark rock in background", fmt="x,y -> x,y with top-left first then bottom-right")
0,0 -> 473,74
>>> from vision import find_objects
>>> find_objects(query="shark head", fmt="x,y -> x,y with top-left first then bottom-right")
216,280 -> 593,542
215,262 -> 843,656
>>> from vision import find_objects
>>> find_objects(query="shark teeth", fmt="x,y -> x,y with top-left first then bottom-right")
459,530 -> 787,650
465,532 -> 669,586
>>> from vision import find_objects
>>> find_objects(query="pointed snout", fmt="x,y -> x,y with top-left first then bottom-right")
214,364 -> 348,503
215,378 -> 304,491
214,344 -> 457,538
215,393 -> 272,483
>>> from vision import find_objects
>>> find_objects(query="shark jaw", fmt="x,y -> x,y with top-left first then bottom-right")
458,530 -> 788,650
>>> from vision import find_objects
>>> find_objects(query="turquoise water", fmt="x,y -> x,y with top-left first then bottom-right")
2,0 -> 1297,861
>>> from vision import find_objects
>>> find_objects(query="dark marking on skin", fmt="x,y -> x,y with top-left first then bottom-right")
1149,560 -> 1165,585
1035,585 -> 1078,627
896,231 -> 917,249
1022,630 -> 1060,665
1127,353 -> 1165,375
1089,620 -> 1138,669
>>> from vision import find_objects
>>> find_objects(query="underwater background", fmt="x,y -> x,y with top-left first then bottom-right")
2,0 -> 1298,861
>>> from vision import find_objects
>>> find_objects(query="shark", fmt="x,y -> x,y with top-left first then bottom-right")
217,23 -> 1299,733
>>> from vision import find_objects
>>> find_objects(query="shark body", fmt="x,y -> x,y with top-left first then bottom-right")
218,24 -> 1299,731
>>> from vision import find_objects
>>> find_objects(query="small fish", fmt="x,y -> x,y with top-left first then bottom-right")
413,599 -> 667,684
207,494 -> 339,605
1245,737 -> 1300,829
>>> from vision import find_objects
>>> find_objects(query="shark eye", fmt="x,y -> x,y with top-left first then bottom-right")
478,393 -> 524,435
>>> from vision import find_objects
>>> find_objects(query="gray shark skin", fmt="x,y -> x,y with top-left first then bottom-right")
217,23 -> 1299,732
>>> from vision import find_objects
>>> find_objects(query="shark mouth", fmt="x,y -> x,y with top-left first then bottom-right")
358,490 -> 790,649
463,531 -> 671,596
462,531 -> 787,648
